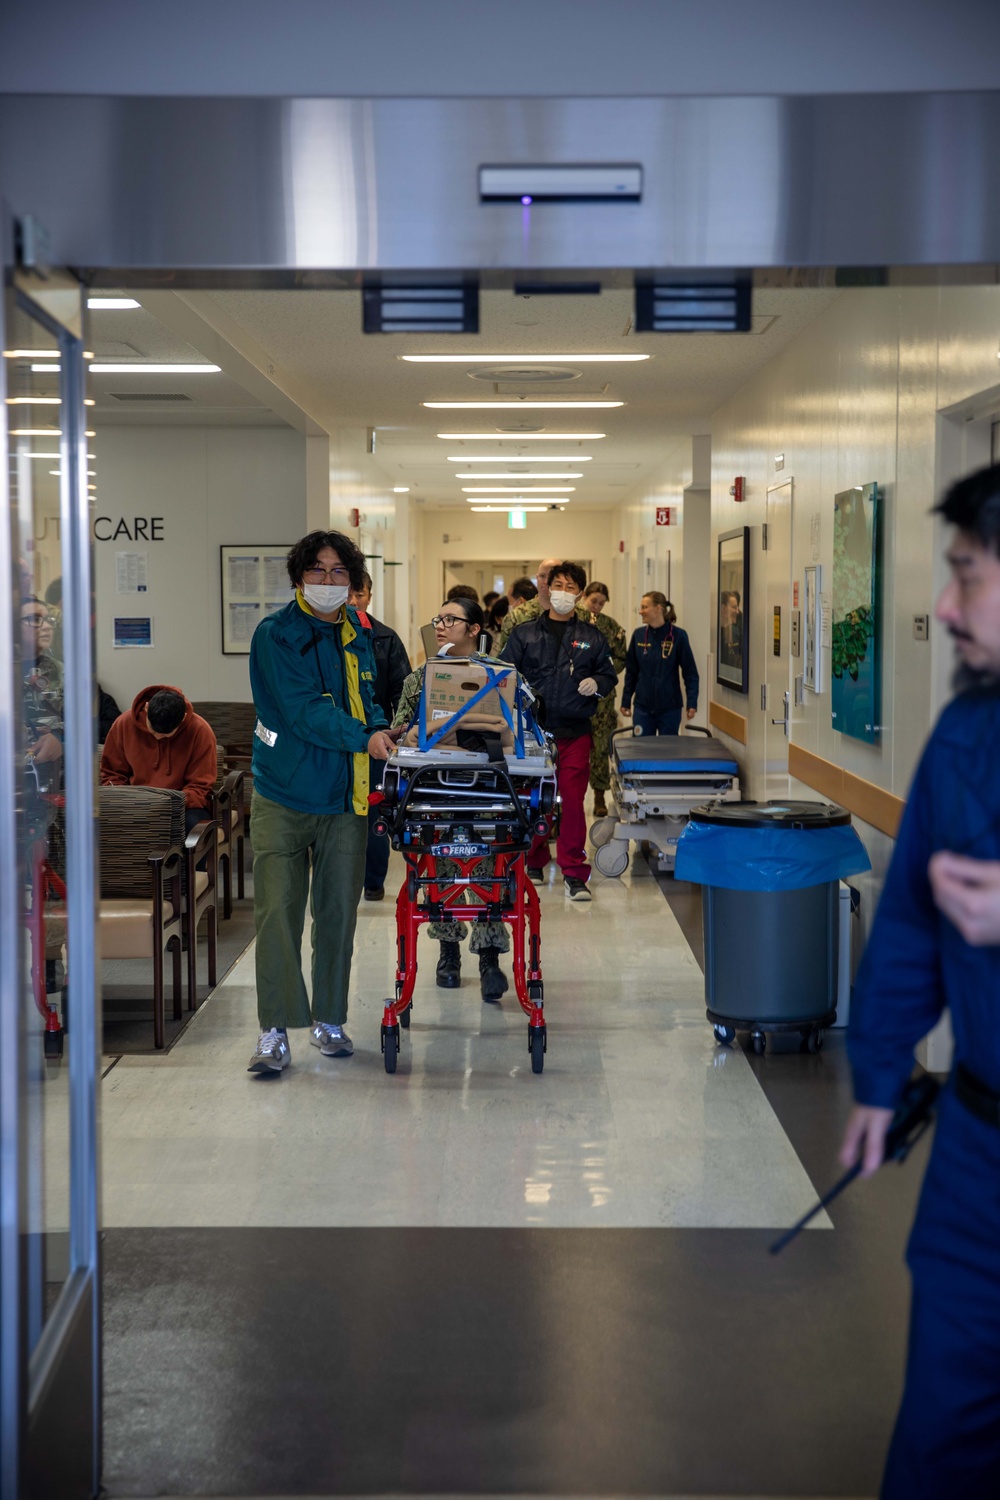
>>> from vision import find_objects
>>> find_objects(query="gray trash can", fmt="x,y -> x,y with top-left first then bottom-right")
674,800 -> 871,1054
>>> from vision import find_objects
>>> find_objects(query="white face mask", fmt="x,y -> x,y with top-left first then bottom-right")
303,583 -> 350,615
549,589 -> 578,616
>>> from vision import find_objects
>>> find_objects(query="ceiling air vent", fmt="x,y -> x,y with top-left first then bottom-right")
635,273 -> 752,333
108,392 -> 193,402
362,277 -> 479,334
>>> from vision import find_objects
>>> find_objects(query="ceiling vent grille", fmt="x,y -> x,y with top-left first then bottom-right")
362,278 -> 479,334
108,392 -> 193,402
635,274 -> 752,333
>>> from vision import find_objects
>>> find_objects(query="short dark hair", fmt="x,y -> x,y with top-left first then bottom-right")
446,583 -> 480,603
487,595 -> 510,630
286,530 -> 367,591
146,689 -> 187,735
935,464 -> 1000,557
482,590 -> 500,608
358,569 -> 374,593
549,560 -> 587,594
510,576 -> 538,602
585,581 -> 609,599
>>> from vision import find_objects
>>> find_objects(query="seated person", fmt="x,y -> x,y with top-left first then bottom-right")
100,685 -> 217,833
392,596 -> 509,1002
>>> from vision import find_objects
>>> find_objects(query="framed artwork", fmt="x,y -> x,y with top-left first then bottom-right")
803,564 -> 823,692
831,483 -> 881,742
716,526 -> 750,693
220,545 -> 294,655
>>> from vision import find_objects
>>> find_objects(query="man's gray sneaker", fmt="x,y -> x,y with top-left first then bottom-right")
310,1022 -> 354,1057
247,1028 -> 290,1073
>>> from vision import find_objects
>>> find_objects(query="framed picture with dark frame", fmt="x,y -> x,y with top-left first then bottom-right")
716,526 -> 750,693
220,544 -> 294,655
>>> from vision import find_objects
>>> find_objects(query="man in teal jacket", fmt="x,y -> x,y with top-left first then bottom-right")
247,530 -> 396,1075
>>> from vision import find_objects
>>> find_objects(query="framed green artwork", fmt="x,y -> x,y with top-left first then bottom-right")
831,483 -> 881,742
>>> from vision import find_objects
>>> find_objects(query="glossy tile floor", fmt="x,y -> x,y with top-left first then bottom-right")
101,853 -> 829,1232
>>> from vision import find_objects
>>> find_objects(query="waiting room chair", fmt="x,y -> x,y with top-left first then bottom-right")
211,744 -> 247,918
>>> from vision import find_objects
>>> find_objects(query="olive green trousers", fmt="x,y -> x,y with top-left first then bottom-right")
251,790 -> 368,1029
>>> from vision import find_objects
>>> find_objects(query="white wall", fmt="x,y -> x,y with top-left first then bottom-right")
327,424 -> 411,654
705,284 -> 1000,937
413,507 -> 616,659
94,425 -> 306,708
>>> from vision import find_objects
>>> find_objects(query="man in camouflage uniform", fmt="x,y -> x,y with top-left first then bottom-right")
499,561 -> 625,817
581,582 -> 627,818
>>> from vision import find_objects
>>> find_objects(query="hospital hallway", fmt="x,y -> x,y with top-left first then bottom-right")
98,823 -> 929,1500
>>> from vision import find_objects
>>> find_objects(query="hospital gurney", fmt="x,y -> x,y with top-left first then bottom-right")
590,725 -> 741,877
370,658 -> 557,1075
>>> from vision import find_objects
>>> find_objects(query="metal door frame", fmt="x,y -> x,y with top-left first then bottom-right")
0,231 -> 101,1500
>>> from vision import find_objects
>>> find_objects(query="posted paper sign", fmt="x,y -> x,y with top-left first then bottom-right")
115,551 -> 148,593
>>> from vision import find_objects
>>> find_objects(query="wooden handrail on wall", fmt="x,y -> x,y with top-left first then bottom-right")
788,743 -> 906,839
708,700 -> 748,745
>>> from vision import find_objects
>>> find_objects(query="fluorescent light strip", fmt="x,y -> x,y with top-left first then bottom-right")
31,363 -> 62,372
470,505 -> 552,513
401,353 -> 648,363
453,471 -> 582,479
437,432 -> 606,440
424,400 -> 622,410
87,297 -> 140,309
87,362 -> 221,374
462,486 -> 574,493
11,428 -> 61,436
392,486 -> 410,492
6,397 -> 61,405
465,496 -> 569,504
3,350 -> 59,359
447,455 -> 593,462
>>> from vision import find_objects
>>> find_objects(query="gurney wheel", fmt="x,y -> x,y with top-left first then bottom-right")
802,1028 -> 823,1054
589,816 -> 616,849
713,1024 -> 735,1046
594,842 -> 629,878
382,1023 -> 399,1074
529,1025 -> 546,1075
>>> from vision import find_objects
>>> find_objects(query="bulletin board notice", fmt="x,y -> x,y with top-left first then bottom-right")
220,544 -> 294,654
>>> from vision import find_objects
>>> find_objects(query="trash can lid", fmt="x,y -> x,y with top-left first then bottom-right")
689,798 -> 851,830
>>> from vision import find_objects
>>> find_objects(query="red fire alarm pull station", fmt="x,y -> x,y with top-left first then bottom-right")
729,477 -> 746,502
349,507 -> 360,528
619,540 -> 625,553
655,506 -> 673,526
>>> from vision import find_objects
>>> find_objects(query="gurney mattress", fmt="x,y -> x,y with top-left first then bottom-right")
615,735 -> 738,775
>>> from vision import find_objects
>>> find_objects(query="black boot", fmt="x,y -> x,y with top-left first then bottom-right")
436,940 -> 462,989
479,947 -> 509,1003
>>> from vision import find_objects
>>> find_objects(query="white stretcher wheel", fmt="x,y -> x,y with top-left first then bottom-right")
594,842 -> 629,878
589,816 -> 617,848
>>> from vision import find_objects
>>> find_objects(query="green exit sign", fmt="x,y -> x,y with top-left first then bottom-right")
508,509 -> 527,530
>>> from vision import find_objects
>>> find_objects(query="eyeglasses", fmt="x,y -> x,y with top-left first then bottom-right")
302,565 -> 350,583
23,614 -> 56,626
431,614 -> 468,629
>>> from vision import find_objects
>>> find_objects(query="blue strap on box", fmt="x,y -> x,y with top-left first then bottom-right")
418,662 -> 525,755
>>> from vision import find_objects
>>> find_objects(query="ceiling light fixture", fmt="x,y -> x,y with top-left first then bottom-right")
6,396 -> 61,405
87,297 -> 141,310
87,362 -> 222,374
401,353 -> 648,363
423,400 -> 622,410
453,471 -> 582,479
3,349 -> 59,359
447,454 -> 593,463
437,432 -> 606,441
31,363 -> 61,373
461,486 -> 574,494
465,495 -> 569,505
392,486 -> 410,492
470,505 -> 551,513
11,428 -> 61,436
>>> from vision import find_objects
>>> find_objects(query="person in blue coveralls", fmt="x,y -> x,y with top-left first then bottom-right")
840,463 -> 1000,1500
246,531 -> 397,1076
620,592 -> 698,736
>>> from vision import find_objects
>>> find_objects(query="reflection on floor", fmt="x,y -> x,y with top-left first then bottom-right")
101,854 -> 827,1231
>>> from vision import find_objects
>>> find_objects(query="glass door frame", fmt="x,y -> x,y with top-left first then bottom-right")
0,242 -> 101,1499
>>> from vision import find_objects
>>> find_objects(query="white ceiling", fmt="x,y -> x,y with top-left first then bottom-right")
89,283 -> 841,502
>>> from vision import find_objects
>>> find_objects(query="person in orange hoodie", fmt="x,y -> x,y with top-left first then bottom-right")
100,684 -> 217,833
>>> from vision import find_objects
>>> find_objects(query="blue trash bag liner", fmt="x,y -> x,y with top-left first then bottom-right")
674,820 -> 871,891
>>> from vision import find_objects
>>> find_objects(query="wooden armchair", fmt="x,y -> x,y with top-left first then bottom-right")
93,785 -> 186,1050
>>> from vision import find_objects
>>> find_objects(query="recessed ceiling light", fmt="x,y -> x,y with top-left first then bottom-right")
11,428 -> 62,435
437,432 -> 606,441
6,396 -> 61,405
447,454 -> 593,462
423,400 -> 623,409
30,363 -> 61,373
87,362 -> 221,374
453,472 -> 582,479
470,505 -> 551,513
465,495 -> 569,504
401,353 -> 649,363
87,297 -> 141,309
392,486 -> 410,492
3,349 -> 59,359
462,486 -> 574,493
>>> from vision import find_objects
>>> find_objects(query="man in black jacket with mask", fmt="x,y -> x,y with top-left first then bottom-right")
501,561 -> 616,901
350,571 -> 412,900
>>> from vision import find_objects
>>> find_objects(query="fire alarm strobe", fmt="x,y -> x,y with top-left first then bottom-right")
730,477 -> 746,502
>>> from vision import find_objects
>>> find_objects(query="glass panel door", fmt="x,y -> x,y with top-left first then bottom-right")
1,260 -> 100,1498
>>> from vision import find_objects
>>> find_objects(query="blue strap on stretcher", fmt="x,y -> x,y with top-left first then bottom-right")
418,661 -> 526,755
